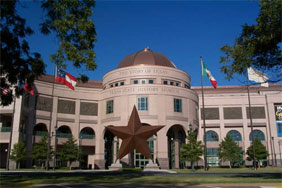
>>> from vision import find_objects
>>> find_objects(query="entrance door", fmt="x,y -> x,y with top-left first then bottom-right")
169,139 -> 175,169
135,136 -> 154,168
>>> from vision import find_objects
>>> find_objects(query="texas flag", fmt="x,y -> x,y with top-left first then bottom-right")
201,58 -> 217,89
56,68 -> 77,90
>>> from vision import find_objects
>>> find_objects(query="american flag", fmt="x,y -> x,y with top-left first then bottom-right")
1,88 -> 10,95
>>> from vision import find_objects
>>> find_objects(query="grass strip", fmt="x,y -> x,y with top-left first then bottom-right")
1,173 -> 281,188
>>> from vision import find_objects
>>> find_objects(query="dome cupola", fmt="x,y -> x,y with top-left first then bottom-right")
118,48 -> 176,69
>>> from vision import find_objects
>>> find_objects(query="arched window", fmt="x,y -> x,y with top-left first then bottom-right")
57,125 -> 72,138
227,130 -> 242,141
249,130 -> 265,141
33,123 -> 48,136
205,131 -> 219,142
79,127 -> 95,139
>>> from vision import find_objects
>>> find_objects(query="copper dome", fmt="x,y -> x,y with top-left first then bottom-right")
118,48 -> 176,69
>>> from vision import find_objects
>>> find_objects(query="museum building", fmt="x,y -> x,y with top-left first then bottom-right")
0,48 -> 281,169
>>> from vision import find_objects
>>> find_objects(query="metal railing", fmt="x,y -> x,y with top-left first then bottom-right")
34,131 -> 48,136
0,127 -> 11,132
57,133 -> 72,138
79,134 -> 95,139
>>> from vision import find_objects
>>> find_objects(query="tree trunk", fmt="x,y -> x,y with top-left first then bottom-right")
69,161 -> 72,170
16,162 -> 19,169
258,161 -> 261,168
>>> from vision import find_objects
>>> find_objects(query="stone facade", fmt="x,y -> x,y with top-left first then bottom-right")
0,49 -> 281,169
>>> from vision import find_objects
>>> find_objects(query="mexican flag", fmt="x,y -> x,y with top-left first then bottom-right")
201,58 -> 217,89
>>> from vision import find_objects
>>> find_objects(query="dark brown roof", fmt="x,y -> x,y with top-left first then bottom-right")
192,84 -> 282,94
118,48 -> 176,68
37,74 -> 103,89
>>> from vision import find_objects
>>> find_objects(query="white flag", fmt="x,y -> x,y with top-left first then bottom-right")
247,67 -> 269,87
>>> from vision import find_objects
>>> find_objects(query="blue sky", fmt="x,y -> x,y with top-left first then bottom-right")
18,0 -> 261,87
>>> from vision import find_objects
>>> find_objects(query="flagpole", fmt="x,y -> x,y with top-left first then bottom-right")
200,56 -> 208,171
46,64 -> 57,171
6,94 -> 16,170
246,72 -> 257,170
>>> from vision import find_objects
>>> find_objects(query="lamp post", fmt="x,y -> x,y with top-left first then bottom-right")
279,141 -> 282,166
189,124 -> 194,171
272,137 -> 277,166
52,125 -> 58,171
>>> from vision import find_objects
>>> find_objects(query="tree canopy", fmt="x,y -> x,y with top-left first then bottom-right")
220,0 -> 281,82
1,0 -> 45,106
180,130 -> 204,169
41,0 -> 97,82
57,135 -> 81,170
32,134 -> 49,168
0,0 -> 97,106
218,134 -> 242,168
246,137 -> 268,168
10,141 -> 27,169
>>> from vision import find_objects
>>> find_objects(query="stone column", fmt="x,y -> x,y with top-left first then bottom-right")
156,129 -> 169,169
9,97 -> 23,169
174,138 -> 179,169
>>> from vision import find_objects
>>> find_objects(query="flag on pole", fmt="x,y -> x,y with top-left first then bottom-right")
1,87 -> 10,95
247,67 -> 269,87
24,82 -> 34,95
201,58 -> 217,89
56,68 -> 77,90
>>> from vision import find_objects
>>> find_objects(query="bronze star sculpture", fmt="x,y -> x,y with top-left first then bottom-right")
106,106 -> 164,161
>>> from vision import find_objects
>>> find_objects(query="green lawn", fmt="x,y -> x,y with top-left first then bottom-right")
173,167 -> 282,173
1,172 -> 281,188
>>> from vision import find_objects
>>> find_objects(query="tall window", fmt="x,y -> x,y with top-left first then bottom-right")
249,130 -> 265,141
174,98 -> 182,112
106,100 -> 114,114
138,97 -> 148,111
227,130 -> 242,141
205,130 -> 219,142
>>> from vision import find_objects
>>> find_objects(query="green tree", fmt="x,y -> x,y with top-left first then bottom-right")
180,130 -> 204,169
247,137 -> 269,168
1,0 -> 97,106
220,0 -> 281,82
40,0 -> 97,82
218,134 -> 242,168
32,134 -> 49,168
10,141 -> 27,169
57,135 -> 80,170
1,0 -> 45,106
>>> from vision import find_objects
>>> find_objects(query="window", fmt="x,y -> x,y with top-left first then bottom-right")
141,80 -> 146,84
174,98 -> 182,112
207,148 -> 219,157
115,83 -> 118,87
120,81 -> 124,86
227,130 -> 242,141
106,100 -> 114,114
205,131 -> 219,142
133,80 -> 138,84
277,121 -> 282,137
185,84 -> 189,88
170,81 -> 174,85
149,80 -> 154,84
110,84 -> 113,88
175,82 -> 179,86
138,97 -> 148,111
249,130 -> 265,141
163,80 -> 168,85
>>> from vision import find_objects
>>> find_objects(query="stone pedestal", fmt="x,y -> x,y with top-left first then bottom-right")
144,160 -> 160,170
109,159 -> 122,170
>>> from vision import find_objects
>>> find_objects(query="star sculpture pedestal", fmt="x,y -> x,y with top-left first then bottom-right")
109,159 -> 123,170
144,159 -> 160,170
106,106 -> 164,167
